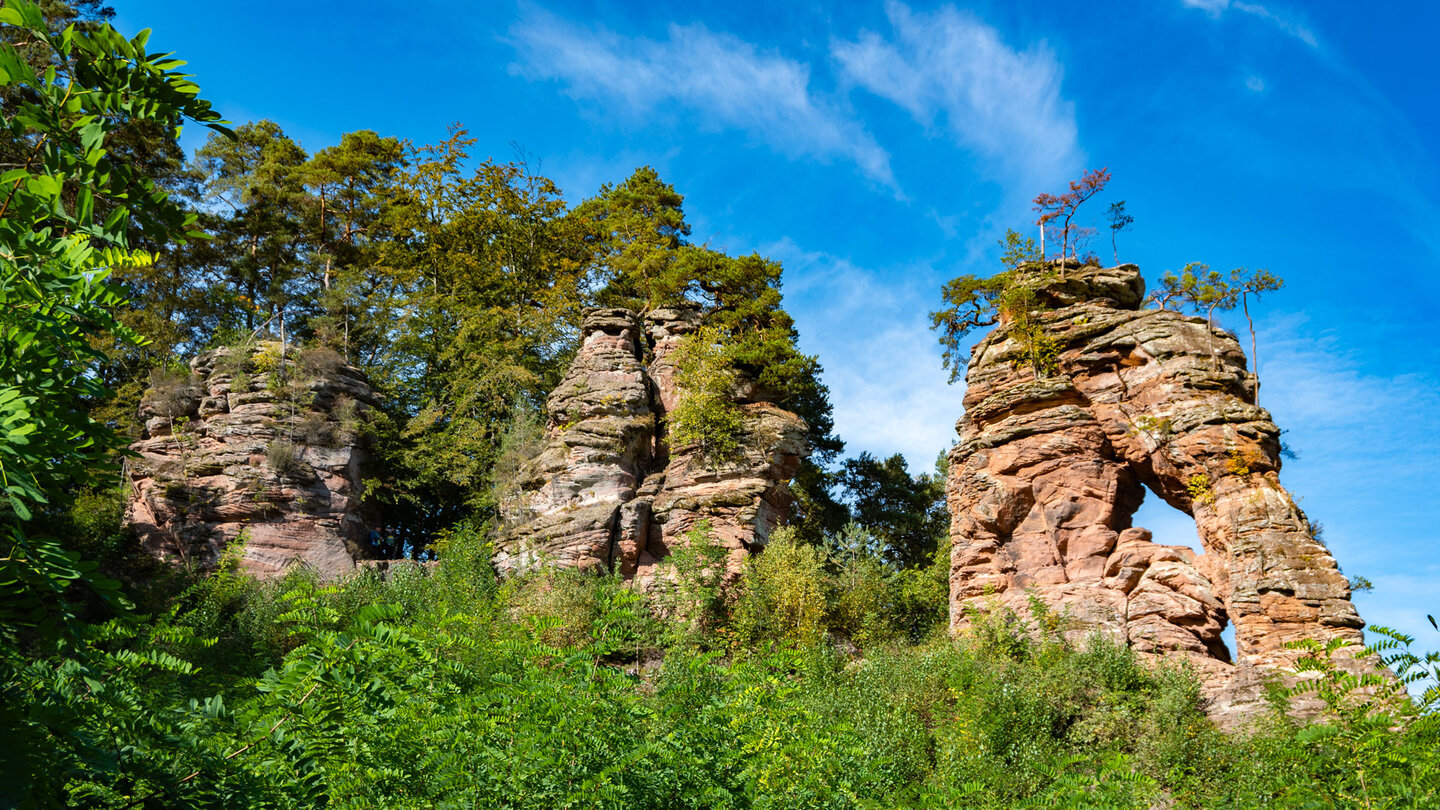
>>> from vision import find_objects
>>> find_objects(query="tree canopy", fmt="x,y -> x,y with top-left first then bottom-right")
839,451 -> 948,570
1033,167 -> 1110,262
929,229 -> 1055,382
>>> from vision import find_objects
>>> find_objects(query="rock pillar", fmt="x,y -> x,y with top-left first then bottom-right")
496,307 -> 808,582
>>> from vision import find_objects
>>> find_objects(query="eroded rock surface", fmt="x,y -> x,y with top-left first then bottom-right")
946,261 -> 1370,724
126,343 -> 379,578
495,307 -> 808,581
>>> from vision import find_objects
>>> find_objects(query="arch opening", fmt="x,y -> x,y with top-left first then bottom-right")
1131,486 -> 1203,555
1127,484 -> 1233,664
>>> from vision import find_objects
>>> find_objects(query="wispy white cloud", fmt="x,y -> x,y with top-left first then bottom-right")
1240,310 -> 1440,669
507,7 -> 896,188
1175,2 -> 1438,266
832,1 -> 1082,189
1181,0 -> 1318,47
1245,75 -> 1265,92
1233,2 -> 1318,47
764,237 -> 959,471
1181,0 -> 1230,14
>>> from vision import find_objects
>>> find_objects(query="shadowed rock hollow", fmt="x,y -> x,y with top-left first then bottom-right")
495,307 -> 808,582
126,343 -> 379,578
945,261 -> 1372,724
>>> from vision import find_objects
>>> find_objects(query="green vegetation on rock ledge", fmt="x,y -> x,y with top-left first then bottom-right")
929,228 -> 1062,381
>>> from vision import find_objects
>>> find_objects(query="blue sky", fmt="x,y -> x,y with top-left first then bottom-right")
114,0 -> 1440,652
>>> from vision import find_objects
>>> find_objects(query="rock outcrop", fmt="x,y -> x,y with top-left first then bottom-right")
126,343 -> 379,578
495,307 -> 808,581
946,261 -> 1371,723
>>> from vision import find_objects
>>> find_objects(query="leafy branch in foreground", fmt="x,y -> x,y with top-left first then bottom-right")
1281,626 -> 1440,807
0,0 -> 229,642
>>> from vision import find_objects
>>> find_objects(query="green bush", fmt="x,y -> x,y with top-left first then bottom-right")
503,565 -> 657,658
651,519 -> 730,645
889,540 -> 951,641
827,552 -> 894,647
668,326 -> 746,467
264,439 -> 306,476
731,526 -> 828,649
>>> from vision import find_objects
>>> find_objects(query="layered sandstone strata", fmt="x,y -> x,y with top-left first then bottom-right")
126,343 -> 379,578
946,261 -> 1369,723
495,307 -> 808,581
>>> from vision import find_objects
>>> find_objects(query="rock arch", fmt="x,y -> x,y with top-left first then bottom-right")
946,262 -> 1367,721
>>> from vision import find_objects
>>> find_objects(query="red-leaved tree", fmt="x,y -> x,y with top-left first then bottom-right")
1033,168 -> 1111,263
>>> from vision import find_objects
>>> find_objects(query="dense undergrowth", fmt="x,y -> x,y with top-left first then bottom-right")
5,509 -> 1439,808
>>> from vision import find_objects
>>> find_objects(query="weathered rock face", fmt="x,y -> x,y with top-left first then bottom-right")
495,307 -> 808,581
946,261 -> 1371,723
126,344 -> 379,578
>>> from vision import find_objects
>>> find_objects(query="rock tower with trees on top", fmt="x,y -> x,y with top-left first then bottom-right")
941,258 -> 1372,723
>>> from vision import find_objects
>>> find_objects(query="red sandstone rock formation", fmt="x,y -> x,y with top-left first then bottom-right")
946,261 -> 1371,724
495,307 -> 808,581
126,343 -> 379,578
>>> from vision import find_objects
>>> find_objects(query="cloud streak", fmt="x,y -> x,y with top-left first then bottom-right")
508,8 -> 896,188
1243,311 -> 1440,672
1181,0 -> 1318,47
832,1 -> 1082,189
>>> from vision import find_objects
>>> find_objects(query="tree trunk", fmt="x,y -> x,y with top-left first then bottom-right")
279,306 -> 287,374
1207,302 -> 1221,370
1242,293 -> 1260,394
319,187 -> 330,289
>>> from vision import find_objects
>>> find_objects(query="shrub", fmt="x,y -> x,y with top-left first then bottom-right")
53,485 -> 129,565
651,520 -> 730,644
890,540 -> 952,641
211,339 -> 262,392
503,567 -> 657,658
264,439 -> 306,476
331,394 -> 360,444
251,342 -> 284,374
490,398 -> 546,525
296,345 -> 345,378
145,366 -> 201,418
1187,473 -> 1214,505
668,326 -> 746,467
11,526 -> 1440,808
294,410 -> 333,446
827,552 -> 894,648
731,527 -> 828,649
